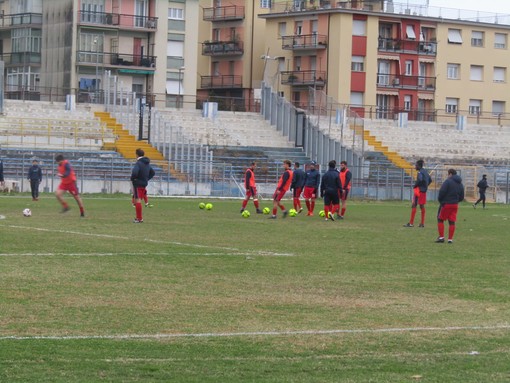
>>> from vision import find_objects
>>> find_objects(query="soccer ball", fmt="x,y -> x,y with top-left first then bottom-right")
199,202 -> 206,209
205,203 -> 213,210
262,207 -> 270,214
241,210 -> 251,218
23,208 -> 32,217
319,210 -> 325,217
288,208 -> 297,217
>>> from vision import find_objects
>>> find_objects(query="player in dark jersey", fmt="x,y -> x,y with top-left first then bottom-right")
131,148 -> 155,223
320,160 -> 342,221
269,160 -> 293,219
436,169 -> 464,244
338,160 -> 352,219
404,159 -> 432,228
291,162 -> 306,213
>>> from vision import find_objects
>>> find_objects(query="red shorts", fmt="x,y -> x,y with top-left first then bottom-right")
413,189 -> 427,205
303,186 -> 317,199
246,186 -> 258,198
438,203 -> 458,222
293,187 -> 303,198
133,186 -> 147,201
273,189 -> 288,202
58,182 -> 79,196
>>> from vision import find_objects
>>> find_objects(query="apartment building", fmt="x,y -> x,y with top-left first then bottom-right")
0,0 -> 200,109
259,0 -> 510,123
197,0 -> 271,111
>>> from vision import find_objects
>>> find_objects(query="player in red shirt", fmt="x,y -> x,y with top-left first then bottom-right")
269,160 -> 293,219
338,161 -> 352,219
240,161 -> 262,214
55,154 -> 85,217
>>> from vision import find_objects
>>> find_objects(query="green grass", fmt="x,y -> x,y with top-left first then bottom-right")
1,194 -> 509,382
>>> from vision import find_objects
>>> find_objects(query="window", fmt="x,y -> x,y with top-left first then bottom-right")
495,33 -> 507,49
405,60 -> 413,76
278,22 -> 286,37
447,63 -> 460,80
260,0 -> 271,8
353,20 -> 366,36
404,95 -> 411,110
406,25 -> 416,39
494,67 -> 506,82
471,31 -> 484,47
445,98 -> 458,114
469,99 -> 482,115
448,29 -> 463,44
295,21 -> 302,35
168,8 -> 184,20
350,92 -> 363,107
167,40 -> 183,57
11,28 -> 41,53
492,101 -> 505,116
351,56 -> 364,72
470,65 -> 483,81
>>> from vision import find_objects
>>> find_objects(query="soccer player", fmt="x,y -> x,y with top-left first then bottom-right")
27,159 -> 43,201
303,161 -> 321,216
240,161 -> 262,214
404,159 -> 432,228
320,160 -> 342,221
0,156 -> 4,188
269,159 -> 293,219
291,162 -> 305,213
338,160 -> 352,219
131,148 -> 155,223
473,174 -> 489,209
55,154 -> 85,217
436,169 -> 464,244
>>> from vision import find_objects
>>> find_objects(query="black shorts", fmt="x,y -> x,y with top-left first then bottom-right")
324,190 -> 339,206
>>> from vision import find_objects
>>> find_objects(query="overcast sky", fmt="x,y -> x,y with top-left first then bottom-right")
428,0 -> 510,14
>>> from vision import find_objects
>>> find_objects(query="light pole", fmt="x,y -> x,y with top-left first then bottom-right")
178,66 -> 185,109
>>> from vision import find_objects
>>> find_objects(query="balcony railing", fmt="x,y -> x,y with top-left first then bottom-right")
77,51 -> 156,69
202,40 -> 244,56
203,6 -> 245,22
376,73 -> 436,90
200,75 -> 243,89
0,13 -> 42,28
0,52 -> 41,65
78,11 -> 157,30
281,70 -> 326,87
282,34 -> 328,50
378,38 -> 437,55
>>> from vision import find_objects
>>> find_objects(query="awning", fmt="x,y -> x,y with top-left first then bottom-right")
419,58 -> 436,63
418,93 -> 435,100
378,55 -> 400,61
118,69 -> 155,75
377,91 -> 399,96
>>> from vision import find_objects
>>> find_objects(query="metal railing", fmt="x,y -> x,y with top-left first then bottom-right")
77,11 -> 158,29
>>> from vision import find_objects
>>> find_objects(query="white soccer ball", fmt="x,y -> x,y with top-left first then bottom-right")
23,208 -> 32,217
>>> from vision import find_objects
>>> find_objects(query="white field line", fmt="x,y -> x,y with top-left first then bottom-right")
0,224 -> 295,257
1,325 -> 509,341
0,252 -> 263,257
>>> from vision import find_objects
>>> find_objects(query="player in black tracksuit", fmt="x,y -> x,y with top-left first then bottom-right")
131,148 -> 155,223
473,174 -> 489,209
320,160 -> 342,221
291,162 -> 306,212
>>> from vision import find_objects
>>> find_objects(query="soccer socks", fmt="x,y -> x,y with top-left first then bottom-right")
437,221 -> 445,238
410,207 -> 417,225
324,206 -> 330,217
341,207 -> 346,216
448,223 -> 456,241
135,203 -> 143,221
272,207 -> 277,216
420,207 -> 426,225
332,204 -> 339,214
242,200 -> 248,209
311,200 -> 315,212
305,200 -> 311,211
254,199 -> 260,209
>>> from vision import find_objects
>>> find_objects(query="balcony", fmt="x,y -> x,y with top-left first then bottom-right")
281,70 -> 326,88
0,13 -> 42,28
376,73 -> 436,90
78,11 -> 157,30
77,51 -> 156,72
0,52 -> 41,65
202,40 -> 244,56
282,34 -> 327,50
203,6 -> 245,22
378,38 -> 437,55
200,75 -> 243,89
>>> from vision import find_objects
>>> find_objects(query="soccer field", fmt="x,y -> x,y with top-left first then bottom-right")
0,195 -> 509,382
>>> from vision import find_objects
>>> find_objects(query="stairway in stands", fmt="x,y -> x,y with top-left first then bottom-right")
94,111 -> 184,180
